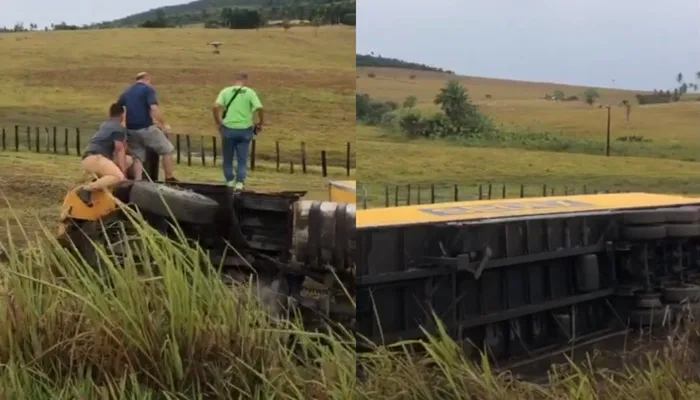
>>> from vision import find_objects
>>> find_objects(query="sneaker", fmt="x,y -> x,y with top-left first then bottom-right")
225,180 -> 236,188
165,176 -> 180,184
234,182 -> 245,191
76,188 -> 93,206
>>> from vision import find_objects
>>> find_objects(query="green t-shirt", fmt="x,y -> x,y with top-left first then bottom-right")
215,86 -> 263,129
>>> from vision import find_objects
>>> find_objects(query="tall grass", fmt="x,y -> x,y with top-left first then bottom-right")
5,208 -> 700,398
0,211 -> 356,398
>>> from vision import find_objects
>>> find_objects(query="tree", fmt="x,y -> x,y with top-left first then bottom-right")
583,88 -> 600,106
552,90 -> 565,101
220,8 -> 263,29
432,79 -> 489,136
402,95 -> 417,109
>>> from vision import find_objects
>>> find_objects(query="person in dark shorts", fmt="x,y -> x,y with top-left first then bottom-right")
116,71 -> 178,182
76,103 -> 135,205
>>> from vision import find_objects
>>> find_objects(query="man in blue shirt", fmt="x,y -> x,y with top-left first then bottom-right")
116,72 -> 178,182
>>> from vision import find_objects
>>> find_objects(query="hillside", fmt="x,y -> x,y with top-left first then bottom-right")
96,0 -> 354,28
356,54 -> 454,74
97,0 -> 262,27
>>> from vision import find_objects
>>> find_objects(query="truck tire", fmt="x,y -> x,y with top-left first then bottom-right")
662,283 -> 700,304
129,182 -> 219,224
621,209 -> 666,225
622,225 -> 666,241
665,207 -> 700,223
665,223 -> 700,238
575,254 -> 600,292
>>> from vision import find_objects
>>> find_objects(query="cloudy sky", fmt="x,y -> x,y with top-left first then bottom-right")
357,0 -> 700,90
0,0 -> 183,28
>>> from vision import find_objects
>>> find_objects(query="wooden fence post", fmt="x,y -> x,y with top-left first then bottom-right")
176,134 -> 181,164
487,183 -> 492,199
502,184 -> 506,199
289,161 -> 294,174
385,185 -> 390,207
1,127 -> 5,150
520,184 -> 525,198
275,141 -> 280,172
52,127 -> 57,153
407,184 -> 411,205
300,142 -> 307,174
453,184 -> 459,201
64,128 -> 69,155
75,128 -> 81,156
346,141 -> 351,176
430,184 -> 435,204
25,126 -> 30,150
321,150 -> 327,177
199,136 -> 205,166
394,185 -> 399,207
186,135 -> 192,166
34,127 -> 40,153
14,125 -> 19,151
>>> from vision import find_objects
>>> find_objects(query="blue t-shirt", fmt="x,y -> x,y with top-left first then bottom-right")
117,82 -> 158,130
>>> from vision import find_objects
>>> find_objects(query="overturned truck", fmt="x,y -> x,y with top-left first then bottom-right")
58,176 -> 356,331
356,193 -> 700,361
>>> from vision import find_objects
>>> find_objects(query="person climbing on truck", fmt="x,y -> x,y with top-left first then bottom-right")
75,103 -> 135,205
212,72 -> 264,190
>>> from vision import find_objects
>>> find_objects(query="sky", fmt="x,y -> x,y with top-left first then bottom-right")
0,0 -> 184,28
357,0 -> 700,90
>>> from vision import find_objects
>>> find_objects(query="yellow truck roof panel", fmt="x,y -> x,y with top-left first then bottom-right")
356,192 -> 700,229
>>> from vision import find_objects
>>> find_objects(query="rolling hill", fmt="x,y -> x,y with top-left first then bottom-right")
96,0 -> 353,28
96,0 -> 262,27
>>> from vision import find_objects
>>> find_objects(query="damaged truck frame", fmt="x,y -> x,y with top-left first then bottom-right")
58,155 -> 356,332
356,193 -> 700,363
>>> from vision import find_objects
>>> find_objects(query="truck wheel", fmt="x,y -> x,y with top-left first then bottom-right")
129,182 -> 219,224
621,209 -> 666,225
665,207 -> 700,223
575,254 -> 600,292
665,223 -> 700,239
662,283 -> 700,304
622,225 -> 666,241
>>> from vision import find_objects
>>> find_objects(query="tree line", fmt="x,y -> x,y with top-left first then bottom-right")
0,0 -> 354,32
357,53 -> 454,74
139,0 -> 354,29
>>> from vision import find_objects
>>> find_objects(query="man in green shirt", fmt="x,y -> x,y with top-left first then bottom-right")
212,72 -> 264,190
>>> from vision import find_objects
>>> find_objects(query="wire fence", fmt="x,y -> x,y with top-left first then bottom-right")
356,182 -> 669,209
0,124 -> 355,176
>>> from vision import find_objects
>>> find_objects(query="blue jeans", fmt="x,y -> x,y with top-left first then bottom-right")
221,126 -> 254,183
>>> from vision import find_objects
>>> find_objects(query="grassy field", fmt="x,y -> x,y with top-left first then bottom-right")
358,123 -> 700,206
0,151 -> 346,244
356,66 -> 700,203
0,26 -> 355,166
357,66 -> 700,162
357,67 -> 700,145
